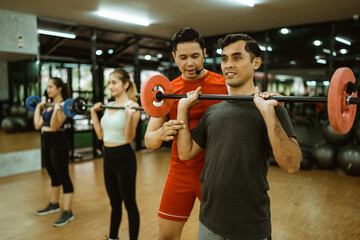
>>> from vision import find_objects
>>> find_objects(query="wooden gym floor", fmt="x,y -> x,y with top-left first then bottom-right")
0,147 -> 360,239
0,130 -> 41,153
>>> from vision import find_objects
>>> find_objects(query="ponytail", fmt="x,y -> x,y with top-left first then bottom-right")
126,81 -> 138,102
62,83 -> 71,99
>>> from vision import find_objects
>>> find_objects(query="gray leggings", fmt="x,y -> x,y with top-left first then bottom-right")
198,222 -> 271,240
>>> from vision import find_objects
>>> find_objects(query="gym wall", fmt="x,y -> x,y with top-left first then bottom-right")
0,9 -> 37,57
0,61 -> 8,101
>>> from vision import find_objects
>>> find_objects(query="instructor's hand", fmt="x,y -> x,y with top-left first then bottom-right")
159,120 -> 185,141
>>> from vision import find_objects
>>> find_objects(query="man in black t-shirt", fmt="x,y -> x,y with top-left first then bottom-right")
176,34 -> 302,240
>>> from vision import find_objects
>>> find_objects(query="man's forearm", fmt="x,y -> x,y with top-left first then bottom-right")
264,109 -> 301,174
176,106 -> 194,160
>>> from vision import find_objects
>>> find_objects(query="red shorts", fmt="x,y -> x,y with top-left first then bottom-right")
158,166 -> 202,221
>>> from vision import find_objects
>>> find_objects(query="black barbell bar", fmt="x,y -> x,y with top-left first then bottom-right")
136,92 -> 360,105
70,97 -> 143,116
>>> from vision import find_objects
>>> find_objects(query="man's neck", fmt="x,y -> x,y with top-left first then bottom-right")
229,82 -> 255,95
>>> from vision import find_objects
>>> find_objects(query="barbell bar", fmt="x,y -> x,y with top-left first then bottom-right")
62,97 -> 143,118
138,68 -> 359,134
26,96 -> 143,118
139,92 -> 360,104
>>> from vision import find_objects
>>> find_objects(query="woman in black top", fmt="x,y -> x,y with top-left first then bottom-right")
34,77 -> 74,227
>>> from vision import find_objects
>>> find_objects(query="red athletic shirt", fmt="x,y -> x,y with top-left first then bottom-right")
168,70 -> 228,168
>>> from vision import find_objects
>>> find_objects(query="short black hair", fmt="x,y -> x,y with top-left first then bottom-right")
171,27 -> 205,52
217,33 -> 262,60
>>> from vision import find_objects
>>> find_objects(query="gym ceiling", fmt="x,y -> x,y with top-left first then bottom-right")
0,0 -> 359,67
0,0 -> 359,38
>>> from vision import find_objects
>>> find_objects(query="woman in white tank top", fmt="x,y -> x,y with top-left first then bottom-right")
90,68 -> 141,240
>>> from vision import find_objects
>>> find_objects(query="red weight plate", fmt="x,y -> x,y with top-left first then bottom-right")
328,67 -> 357,134
140,75 -> 174,117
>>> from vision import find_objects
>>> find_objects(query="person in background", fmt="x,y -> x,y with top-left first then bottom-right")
34,77 -> 75,227
91,68 -> 140,240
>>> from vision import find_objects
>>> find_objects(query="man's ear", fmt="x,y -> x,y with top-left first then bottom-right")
203,48 -> 207,59
253,57 -> 262,70
172,52 -> 176,63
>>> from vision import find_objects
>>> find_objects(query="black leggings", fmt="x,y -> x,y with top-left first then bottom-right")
103,144 -> 140,240
41,131 -> 73,193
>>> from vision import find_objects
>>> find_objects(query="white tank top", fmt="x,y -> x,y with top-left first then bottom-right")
100,100 -> 133,144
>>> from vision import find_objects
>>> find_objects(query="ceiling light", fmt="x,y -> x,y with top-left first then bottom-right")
290,61 -> 296,65
37,29 -> 76,39
108,49 -> 114,54
313,40 -> 322,46
323,49 -> 331,54
96,50 -> 103,56
340,49 -> 348,54
316,59 -> 327,64
335,37 -> 351,46
97,11 -> 150,26
323,81 -> 330,86
216,48 -> 222,55
157,53 -> 163,59
138,55 -> 158,61
306,81 -> 317,86
280,28 -> 290,34
236,0 -> 255,7
315,56 -> 321,59
259,45 -> 272,51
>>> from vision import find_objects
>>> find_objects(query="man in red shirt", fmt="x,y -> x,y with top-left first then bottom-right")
144,27 -> 228,240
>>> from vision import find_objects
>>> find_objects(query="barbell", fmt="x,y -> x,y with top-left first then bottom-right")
25,96 -> 143,118
62,97 -> 143,118
25,96 -> 75,115
138,67 -> 359,134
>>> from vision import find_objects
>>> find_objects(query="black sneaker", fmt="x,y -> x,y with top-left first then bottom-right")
36,202 -> 60,215
53,210 -> 75,227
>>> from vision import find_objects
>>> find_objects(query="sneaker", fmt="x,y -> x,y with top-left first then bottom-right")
103,236 -> 118,240
53,210 -> 75,227
36,202 -> 60,215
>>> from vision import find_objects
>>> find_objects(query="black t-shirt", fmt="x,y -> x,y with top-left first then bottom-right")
191,100 -> 296,240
